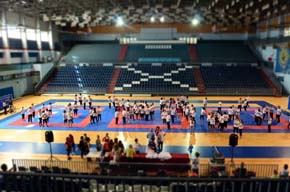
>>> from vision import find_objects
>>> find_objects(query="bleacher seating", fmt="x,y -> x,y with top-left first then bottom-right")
64,44 -> 121,64
200,66 -> 274,95
45,65 -> 114,94
196,41 -> 256,63
114,64 -> 198,95
124,44 -> 190,62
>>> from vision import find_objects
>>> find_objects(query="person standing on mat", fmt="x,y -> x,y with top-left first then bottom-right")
276,106 -> 282,123
239,120 -> 244,138
269,106 -> 274,119
268,117 -> 272,133
31,103 -> 35,119
237,98 -> 242,112
38,109 -> 43,127
20,107 -> 25,121
233,116 -> 240,134
2,101 -> 7,115
288,116 -> 290,130
203,97 -> 208,109
115,110 -> 120,124
217,101 -> 222,114
27,106 -> 33,123
122,108 -> 127,124
166,113 -> 171,130
41,110 -> 49,127
83,96 -> 87,109
242,99 -> 248,112
74,94 -> 77,105
78,93 -> 83,106
67,110 -> 73,128
97,106 -> 102,122
189,117 -> 195,134
228,106 -> 234,121
88,96 -> 92,109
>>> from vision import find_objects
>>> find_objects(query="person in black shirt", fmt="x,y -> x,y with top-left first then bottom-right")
234,162 -> 247,177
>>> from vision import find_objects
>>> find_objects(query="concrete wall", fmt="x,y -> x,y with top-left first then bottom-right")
61,27 -> 252,43
0,75 -> 39,98
257,45 -> 290,93
33,62 -> 54,80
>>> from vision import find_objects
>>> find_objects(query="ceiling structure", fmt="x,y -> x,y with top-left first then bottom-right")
0,0 -> 289,28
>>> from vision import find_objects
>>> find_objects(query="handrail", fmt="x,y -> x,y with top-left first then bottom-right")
0,171 -> 288,181
33,65 -> 56,94
12,159 -> 278,178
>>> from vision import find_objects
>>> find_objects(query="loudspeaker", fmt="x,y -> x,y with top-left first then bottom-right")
229,133 -> 238,147
45,131 -> 54,143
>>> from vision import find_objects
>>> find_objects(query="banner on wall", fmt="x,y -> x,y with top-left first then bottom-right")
275,47 -> 290,73
0,87 -> 14,110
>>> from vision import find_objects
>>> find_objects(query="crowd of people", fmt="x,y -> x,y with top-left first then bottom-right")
16,94 -> 289,134
109,95 -> 289,135
64,132 -> 142,162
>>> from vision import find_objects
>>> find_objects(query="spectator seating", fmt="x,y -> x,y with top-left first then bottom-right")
114,64 -> 198,94
64,44 -> 121,64
124,44 -> 190,62
196,41 -> 256,63
45,66 -> 114,94
200,66 -> 274,95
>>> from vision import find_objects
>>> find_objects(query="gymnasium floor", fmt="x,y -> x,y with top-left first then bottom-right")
0,95 -> 289,170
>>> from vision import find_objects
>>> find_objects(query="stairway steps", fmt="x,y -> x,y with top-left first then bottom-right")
258,69 -> 282,97
107,68 -> 121,93
188,45 -> 198,62
193,68 -> 206,94
118,45 -> 128,62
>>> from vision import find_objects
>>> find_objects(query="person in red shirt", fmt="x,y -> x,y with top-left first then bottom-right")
65,137 -> 72,160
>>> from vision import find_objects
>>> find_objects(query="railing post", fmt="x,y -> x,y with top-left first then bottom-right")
285,181 -> 289,192
267,181 -> 271,192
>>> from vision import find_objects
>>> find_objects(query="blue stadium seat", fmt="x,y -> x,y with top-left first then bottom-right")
196,41 -> 256,63
200,66 -> 273,95
64,44 -> 121,64
45,66 -> 114,93
114,64 -> 197,94
124,44 -> 190,62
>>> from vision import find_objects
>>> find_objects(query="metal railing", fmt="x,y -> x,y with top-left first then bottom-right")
0,172 -> 289,192
12,159 -> 278,178
12,159 -> 97,173
33,66 -> 57,94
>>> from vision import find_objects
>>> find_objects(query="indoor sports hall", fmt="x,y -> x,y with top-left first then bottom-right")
0,0 -> 290,191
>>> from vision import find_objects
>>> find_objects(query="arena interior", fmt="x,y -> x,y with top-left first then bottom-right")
0,0 -> 290,191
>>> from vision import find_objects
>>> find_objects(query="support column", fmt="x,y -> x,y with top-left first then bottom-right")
36,18 -> 42,61
1,9 -> 10,64
20,13 -> 29,63
48,21 -> 54,60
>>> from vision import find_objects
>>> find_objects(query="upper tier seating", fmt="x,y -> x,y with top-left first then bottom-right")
64,44 -> 121,64
196,41 -> 256,63
114,64 -> 197,94
200,66 -> 273,95
124,44 -> 190,62
45,66 -> 114,93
